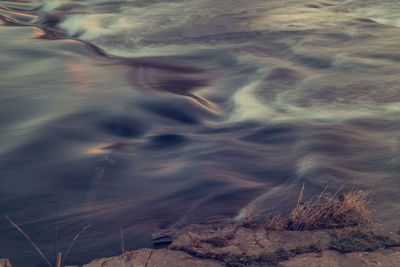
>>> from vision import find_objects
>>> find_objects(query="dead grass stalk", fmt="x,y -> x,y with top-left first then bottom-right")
253,186 -> 371,231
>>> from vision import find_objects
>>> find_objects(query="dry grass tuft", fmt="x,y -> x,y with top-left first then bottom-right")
247,185 -> 372,231
285,187 -> 371,230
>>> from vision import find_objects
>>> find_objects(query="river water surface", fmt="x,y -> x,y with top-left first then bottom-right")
1,0 -> 400,266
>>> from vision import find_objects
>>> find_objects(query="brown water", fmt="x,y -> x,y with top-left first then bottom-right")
1,0 -> 400,266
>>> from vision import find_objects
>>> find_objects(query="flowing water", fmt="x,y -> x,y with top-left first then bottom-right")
1,0 -> 400,266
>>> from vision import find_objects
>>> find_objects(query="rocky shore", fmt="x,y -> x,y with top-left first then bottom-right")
75,219 -> 400,267
3,190 -> 400,267
2,219 -> 399,267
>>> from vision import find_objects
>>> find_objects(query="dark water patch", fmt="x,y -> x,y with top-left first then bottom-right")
305,4 -> 321,9
143,104 -> 198,124
246,168 -> 294,183
147,134 -> 187,149
266,67 -> 301,81
97,116 -> 148,138
355,17 -> 377,24
38,12 -> 65,27
139,96 -> 216,125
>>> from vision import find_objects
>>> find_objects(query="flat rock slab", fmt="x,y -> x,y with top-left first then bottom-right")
83,248 -> 223,267
169,221 -> 331,256
280,247 -> 400,267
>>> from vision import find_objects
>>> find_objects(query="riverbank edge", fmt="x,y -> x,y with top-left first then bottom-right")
75,219 -> 400,267
2,219 -> 400,266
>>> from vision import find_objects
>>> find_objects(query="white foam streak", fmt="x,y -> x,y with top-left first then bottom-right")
229,78 -> 380,124
229,81 -> 285,123
60,14 -> 139,40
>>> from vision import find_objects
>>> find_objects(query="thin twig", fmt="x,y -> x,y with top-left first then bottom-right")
54,200 -> 61,262
120,226 -> 125,254
62,225 -> 91,266
5,216 -> 52,267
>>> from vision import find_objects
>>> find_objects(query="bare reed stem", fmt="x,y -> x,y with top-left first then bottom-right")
54,200 -> 61,262
61,225 -> 91,266
120,226 -> 125,254
5,216 -> 53,267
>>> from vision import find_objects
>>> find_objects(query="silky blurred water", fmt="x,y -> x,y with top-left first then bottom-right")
1,0 -> 400,266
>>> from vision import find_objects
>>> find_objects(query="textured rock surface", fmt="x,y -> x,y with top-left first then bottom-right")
169,220 -> 331,255
83,248 -> 223,267
0,259 -> 11,267
80,220 -> 400,267
280,247 -> 400,267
